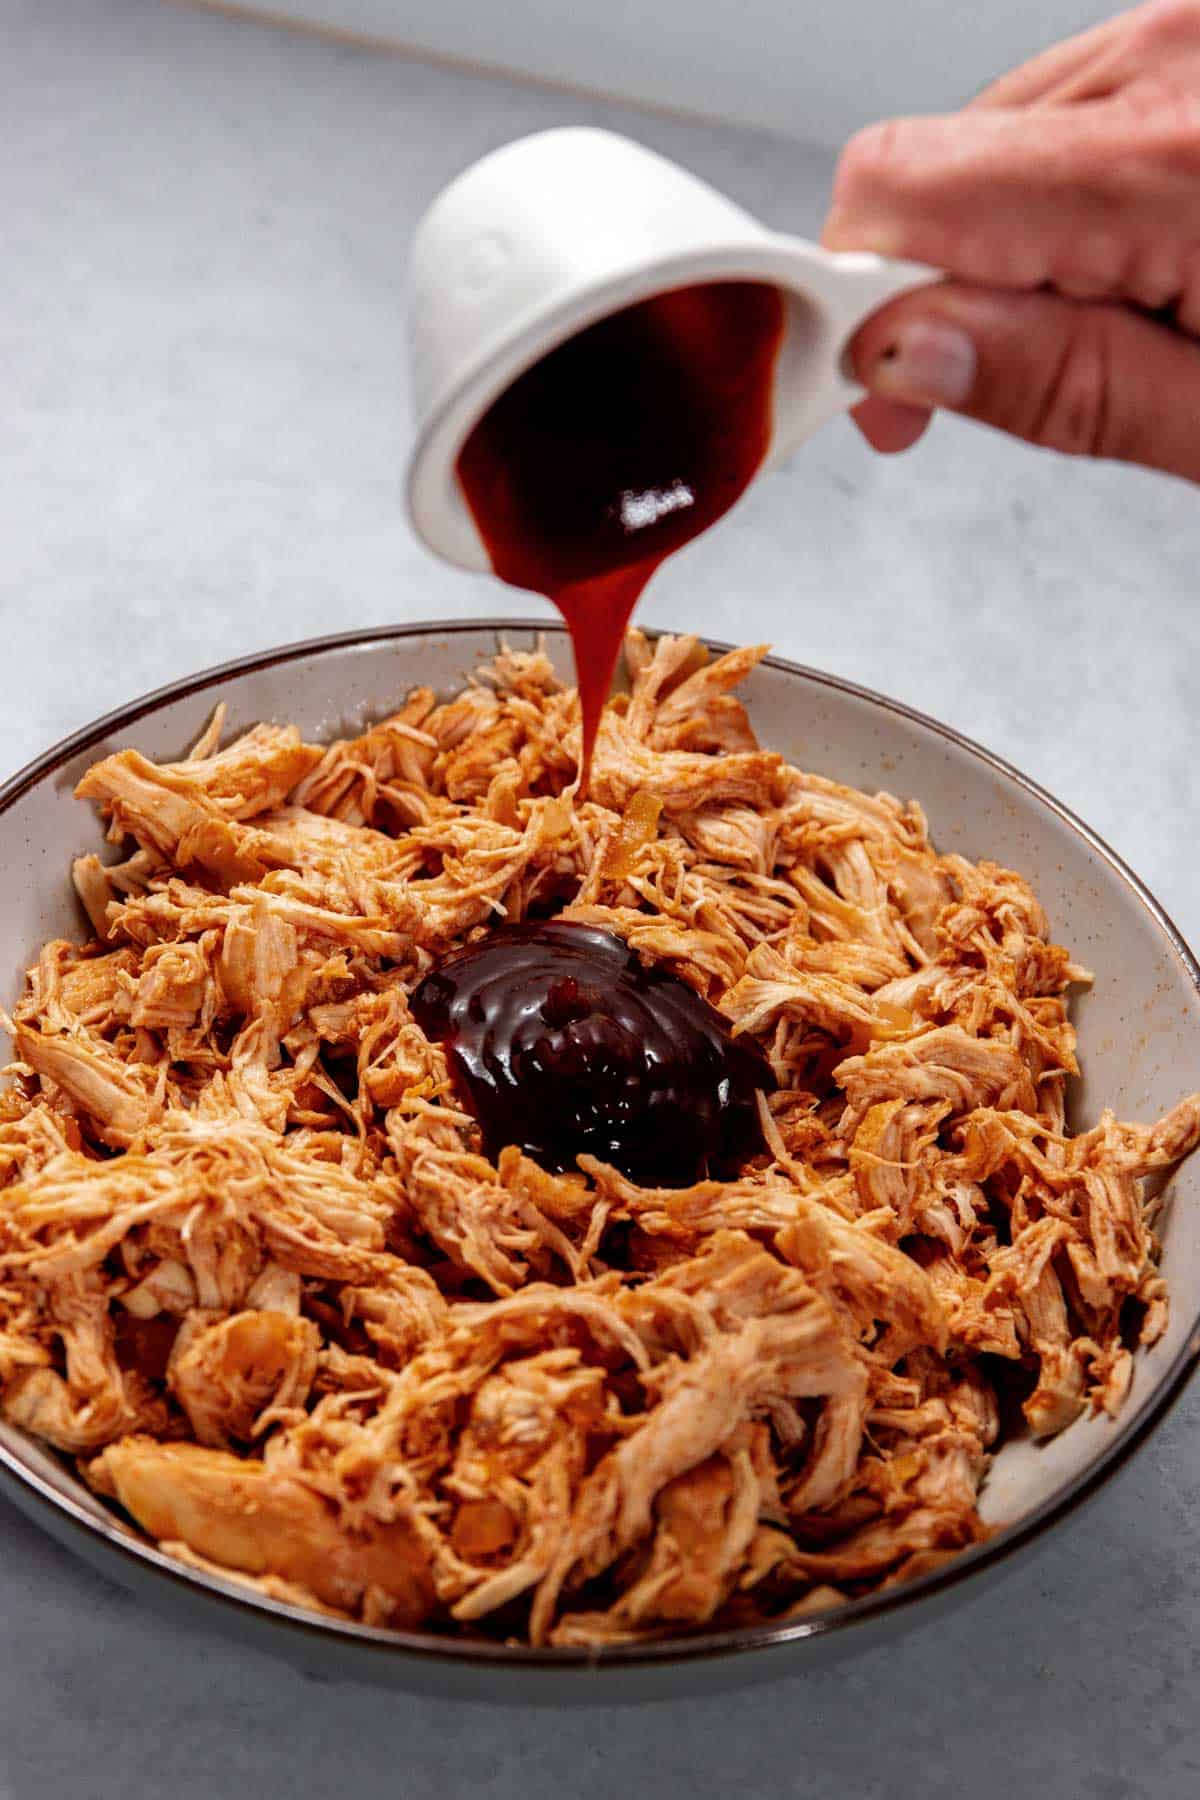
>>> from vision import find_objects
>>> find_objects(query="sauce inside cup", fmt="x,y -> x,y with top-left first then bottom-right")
455,280 -> 785,786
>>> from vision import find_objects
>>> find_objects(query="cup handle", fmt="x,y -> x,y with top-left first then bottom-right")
821,250 -> 944,397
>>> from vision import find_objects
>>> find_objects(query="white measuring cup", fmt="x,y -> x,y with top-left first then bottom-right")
405,127 -> 938,574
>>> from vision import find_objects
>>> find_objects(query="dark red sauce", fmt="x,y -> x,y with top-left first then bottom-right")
455,280 -> 785,785
411,921 -> 774,1184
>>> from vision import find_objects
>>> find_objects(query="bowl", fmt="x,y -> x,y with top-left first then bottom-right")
1,619 -> 1198,1701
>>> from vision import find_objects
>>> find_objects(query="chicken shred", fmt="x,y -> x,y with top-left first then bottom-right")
1,631 -> 1196,1647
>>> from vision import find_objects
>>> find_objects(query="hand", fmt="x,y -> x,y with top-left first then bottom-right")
823,0 -> 1200,482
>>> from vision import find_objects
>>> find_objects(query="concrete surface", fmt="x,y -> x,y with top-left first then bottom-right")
1,2 -> 1198,1796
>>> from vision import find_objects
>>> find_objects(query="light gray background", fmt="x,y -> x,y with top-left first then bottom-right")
2,2 -> 1198,1795
233,0 -> 1119,141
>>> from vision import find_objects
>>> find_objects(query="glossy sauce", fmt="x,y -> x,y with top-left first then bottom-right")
456,280 -> 785,785
411,921 -> 774,1185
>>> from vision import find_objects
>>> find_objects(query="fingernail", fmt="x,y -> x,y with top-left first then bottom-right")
867,318 -> 976,408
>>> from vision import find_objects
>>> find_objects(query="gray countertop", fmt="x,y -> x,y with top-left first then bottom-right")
3,2 -> 1198,1794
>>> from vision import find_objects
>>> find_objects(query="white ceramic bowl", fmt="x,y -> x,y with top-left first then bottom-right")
2,621 -> 1197,1701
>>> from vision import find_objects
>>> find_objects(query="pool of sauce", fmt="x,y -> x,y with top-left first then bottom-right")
411,921 -> 774,1184
455,280 -> 785,786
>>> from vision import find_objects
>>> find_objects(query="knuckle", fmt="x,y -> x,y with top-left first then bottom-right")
1125,239 -> 1185,310
833,119 -> 909,206
1132,0 -> 1200,56
1027,314 -> 1118,460
1120,74 -> 1200,165
1049,233 -> 1126,301
1172,243 -> 1200,333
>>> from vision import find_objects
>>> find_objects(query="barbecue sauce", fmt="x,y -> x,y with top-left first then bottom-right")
411,921 -> 774,1185
455,280 -> 785,785
439,285 -> 784,1180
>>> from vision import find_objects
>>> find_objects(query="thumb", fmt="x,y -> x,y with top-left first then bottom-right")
847,283 -> 1200,484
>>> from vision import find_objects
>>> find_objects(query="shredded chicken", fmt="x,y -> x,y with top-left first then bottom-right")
1,630 -> 1196,1647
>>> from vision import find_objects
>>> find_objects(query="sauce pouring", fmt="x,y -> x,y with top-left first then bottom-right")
405,127 -> 937,785
455,279 -> 784,781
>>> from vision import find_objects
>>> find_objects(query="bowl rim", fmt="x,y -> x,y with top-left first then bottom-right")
2,615 -> 1198,1676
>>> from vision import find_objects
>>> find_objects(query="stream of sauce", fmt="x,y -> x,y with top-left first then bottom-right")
456,279 -> 785,784
435,282 -> 786,1180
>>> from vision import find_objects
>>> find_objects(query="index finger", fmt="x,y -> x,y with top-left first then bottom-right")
967,10 -> 1131,109
821,100 -> 1200,296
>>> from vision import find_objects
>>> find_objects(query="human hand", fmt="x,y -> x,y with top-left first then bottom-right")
823,0 -> 1200,481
